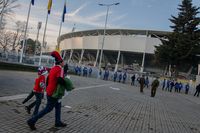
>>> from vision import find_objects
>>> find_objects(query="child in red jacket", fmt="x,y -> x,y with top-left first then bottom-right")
24,66 -> 48,115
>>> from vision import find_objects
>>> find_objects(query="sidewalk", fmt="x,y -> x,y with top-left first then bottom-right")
0,71 -> 200,133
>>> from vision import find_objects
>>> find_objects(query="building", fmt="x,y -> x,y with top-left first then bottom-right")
58,29 -> 170,72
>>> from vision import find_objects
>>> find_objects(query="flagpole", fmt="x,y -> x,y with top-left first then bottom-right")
57,19 -> 63,50
20,1 -> 32,63
58,19 -> 63,39
39,12 -> 49,66
57,0 -> 66,50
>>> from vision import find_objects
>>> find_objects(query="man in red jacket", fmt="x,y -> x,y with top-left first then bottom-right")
27,51 -> 66,130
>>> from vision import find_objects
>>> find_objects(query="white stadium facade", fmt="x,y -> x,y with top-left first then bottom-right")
58,29 -> 170,73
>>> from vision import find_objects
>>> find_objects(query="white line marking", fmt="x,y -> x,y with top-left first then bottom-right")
110,87 -> 120,91
75,83 -> 113,91
0,83 -> 113,101
0,94 -> 28,102
64,105 -> 72,109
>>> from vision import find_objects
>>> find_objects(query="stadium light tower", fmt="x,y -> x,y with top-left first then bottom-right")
98,2 -> 120,70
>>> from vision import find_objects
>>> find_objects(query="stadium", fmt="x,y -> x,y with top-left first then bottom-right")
58,29 -> 170,73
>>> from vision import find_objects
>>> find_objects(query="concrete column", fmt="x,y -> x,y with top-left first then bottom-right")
94,50 -> 99,67
68,49 -> 73,63
79,49 -> 85,64
121,53 -> 124,67
114,50 -> 121,72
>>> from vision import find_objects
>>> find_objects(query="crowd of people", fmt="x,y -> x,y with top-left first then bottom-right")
161,79 -> 200,97
72,65 -> 200,98
98,69 -> 200,98
74,65 -> 93,77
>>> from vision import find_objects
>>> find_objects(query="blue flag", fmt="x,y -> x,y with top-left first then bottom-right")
62,2 -> 66,22
31,0 -> 34,5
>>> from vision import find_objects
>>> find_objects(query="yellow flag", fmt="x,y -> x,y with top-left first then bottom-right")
47,0 -> 52,14
55,45 -> 60,53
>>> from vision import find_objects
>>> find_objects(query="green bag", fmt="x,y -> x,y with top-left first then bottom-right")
52,78 -> 74,99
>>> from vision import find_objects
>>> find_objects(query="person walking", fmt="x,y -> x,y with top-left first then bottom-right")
122,72 -> 127,84
174,82 -> 179,92
83,66 -> 88,77
162,79 -> 166,90
170,80 -> 175,92
131,74 -> 135,86
185,83 -> 189,94
151,77 -> 160,97
194,84 -> 200,97
113,71 -> 118,82
145,76 -> 149,88
166,80 -> 170,91
139,75 -> 145,93
178,82 -> 183,93
118,72 -> 122,83
89,67 -> 92,77
27,51 -> 66,130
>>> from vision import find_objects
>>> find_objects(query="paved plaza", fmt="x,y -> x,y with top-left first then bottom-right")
0,70 -> 199,133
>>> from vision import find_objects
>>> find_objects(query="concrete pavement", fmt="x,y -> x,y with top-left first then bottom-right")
0,70 -> 199,133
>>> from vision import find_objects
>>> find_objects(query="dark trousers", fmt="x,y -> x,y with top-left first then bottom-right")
162,85 -> 165,90
131,80 -> 135,86
170,86 -> 173,92
22,90 -> 34,104
151,87 -> 157,97
194,90 -> 200,97
185,89 -> 189,94
140,84 -> 144,92
28,96 -> 61,125
27,93 -> 43,115
122,79 -> 126,84
166,86 -> 170,91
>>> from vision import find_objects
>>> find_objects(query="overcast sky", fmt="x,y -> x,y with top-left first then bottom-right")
5,0 -> 200,50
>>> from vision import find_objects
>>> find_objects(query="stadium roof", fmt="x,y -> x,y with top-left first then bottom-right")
58,29 -> 171,43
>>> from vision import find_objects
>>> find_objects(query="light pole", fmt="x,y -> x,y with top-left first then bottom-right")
98,2 -> 120,71
34,22 -> 42,56
19,0 -> 32,63
141,30 -> 148,72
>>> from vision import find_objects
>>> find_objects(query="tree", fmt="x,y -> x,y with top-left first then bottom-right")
24,38 -> 35,55
19,38 -> 41,55
155,0 -> 200,74
0,0 -> 19,29
0,30 -> 13,52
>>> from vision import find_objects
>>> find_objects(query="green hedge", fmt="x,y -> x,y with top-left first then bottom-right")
0,61 -> 37,72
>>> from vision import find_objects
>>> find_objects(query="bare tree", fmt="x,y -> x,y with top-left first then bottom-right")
0,30 -> 13,52
0,0 -> 19,29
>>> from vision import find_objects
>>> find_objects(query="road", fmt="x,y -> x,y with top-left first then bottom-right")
0,70 -> 199,133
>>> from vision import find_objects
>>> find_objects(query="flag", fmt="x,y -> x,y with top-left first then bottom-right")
62,1 -> 67,22
47,0 -> 52,14
55,45 -> 61,53
31,0 -> 34,5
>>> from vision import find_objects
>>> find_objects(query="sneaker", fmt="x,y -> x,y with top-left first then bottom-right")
55,122 -> 67,127
27,121 -> 36,130
25,106 -> 31,114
